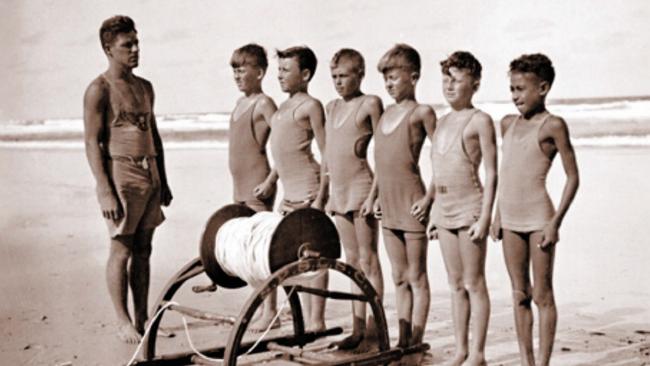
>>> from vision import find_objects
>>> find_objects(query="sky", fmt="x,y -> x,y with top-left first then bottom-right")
1,0 -> 649,121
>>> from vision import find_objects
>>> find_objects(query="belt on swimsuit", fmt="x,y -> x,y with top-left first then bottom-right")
109,155 -> 155,170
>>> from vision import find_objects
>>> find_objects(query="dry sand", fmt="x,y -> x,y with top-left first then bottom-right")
1,146 -> 649,365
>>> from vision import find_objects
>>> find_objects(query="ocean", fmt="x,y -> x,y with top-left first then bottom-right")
1,96 -> 649,149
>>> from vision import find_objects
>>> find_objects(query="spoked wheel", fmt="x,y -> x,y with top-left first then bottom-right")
142,257 -> 205,360
222,257 -> 390,366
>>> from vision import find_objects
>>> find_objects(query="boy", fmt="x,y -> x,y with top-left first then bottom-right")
324,48 -> 384,349
256,46 -> 328,331
491,53 -> 580,366
83,15 -> 172,344
426,51 -> 497,366
373,44 -> 436,349
228,43 -> 279,332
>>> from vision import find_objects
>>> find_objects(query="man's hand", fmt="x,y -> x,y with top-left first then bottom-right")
98,189 -> 123,221
468,217 -> 490,242
410,197 -> 432,223
161,184 -> 173,207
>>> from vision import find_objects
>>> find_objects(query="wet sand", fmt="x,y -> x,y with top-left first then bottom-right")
1,146 -> 649,365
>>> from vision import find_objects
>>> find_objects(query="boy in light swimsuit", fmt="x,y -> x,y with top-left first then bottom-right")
83,15 -> 172,344
228,43 -> 280,332
373,44 -> 436,350
256,46 -> 329,331
490,54 -> 580,366
324,48 -> 384,350
426,51 -> 497,366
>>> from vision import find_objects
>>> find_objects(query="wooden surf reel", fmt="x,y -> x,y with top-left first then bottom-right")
134,204 -> 429,365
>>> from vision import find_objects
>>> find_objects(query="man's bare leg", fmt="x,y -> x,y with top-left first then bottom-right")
131,228 -> 153,335
107,236 -> 141,344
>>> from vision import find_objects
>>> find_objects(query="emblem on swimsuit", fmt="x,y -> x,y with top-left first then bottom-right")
116,110 -> 150,131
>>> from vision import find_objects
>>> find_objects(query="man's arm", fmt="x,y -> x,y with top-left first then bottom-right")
83,79 -> 122,220
145,80 -> 172,206
254,96 -> 279,186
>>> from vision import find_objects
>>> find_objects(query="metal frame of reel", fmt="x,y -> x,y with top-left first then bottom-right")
132,204 -> 429,365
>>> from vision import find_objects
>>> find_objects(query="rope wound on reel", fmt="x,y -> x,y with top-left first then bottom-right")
200,204 -> 340,288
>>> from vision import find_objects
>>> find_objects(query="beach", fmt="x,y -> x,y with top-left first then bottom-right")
1,144 -> 649,365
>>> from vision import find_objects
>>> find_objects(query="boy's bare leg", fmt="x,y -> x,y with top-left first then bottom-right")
382,229 -> 412,348
331,214 -> 365,349
530,231 -> 556,366
354,213 -> 382,342
250,290 -> 281,332
308,272 -> 328,332
107,236 -> 141,344
131,228 -> 153,335
503,230 -> 535,366
458,229 -> 489,366
438,228 -> 469,365
405,232 -> 430,346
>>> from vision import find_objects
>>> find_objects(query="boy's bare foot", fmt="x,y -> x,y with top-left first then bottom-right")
329,333 -> 364,350
446,351 -> 468,366
157,327 -> 176,338
306,322 -> 327,333
117,322 -> 142,344
248,313 -> 281,333
461,354 -> 486,366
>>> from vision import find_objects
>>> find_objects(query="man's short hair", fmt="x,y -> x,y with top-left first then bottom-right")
99,15 -> 137,49
330,48 -> 365,77
230,43 -> 268,71
377,44 -> 421,76
509,53 -> 555,86
276,46 -> 318,81
440,51 -> 482,80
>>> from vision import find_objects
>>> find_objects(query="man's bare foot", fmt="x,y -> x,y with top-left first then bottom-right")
446,351 -> 468,366
329,333 -> 364,350
117,322 -> 142,344
248,313 -> 281,333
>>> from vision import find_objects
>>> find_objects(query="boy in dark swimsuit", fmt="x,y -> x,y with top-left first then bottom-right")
325,48 -> 384,350
374,44 -> 436,350
258,46 -> 328,331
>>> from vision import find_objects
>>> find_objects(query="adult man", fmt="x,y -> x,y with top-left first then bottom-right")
83,15 -> 172,344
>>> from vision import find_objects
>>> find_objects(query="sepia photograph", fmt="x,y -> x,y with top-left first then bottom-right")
1,1 -> 649,365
